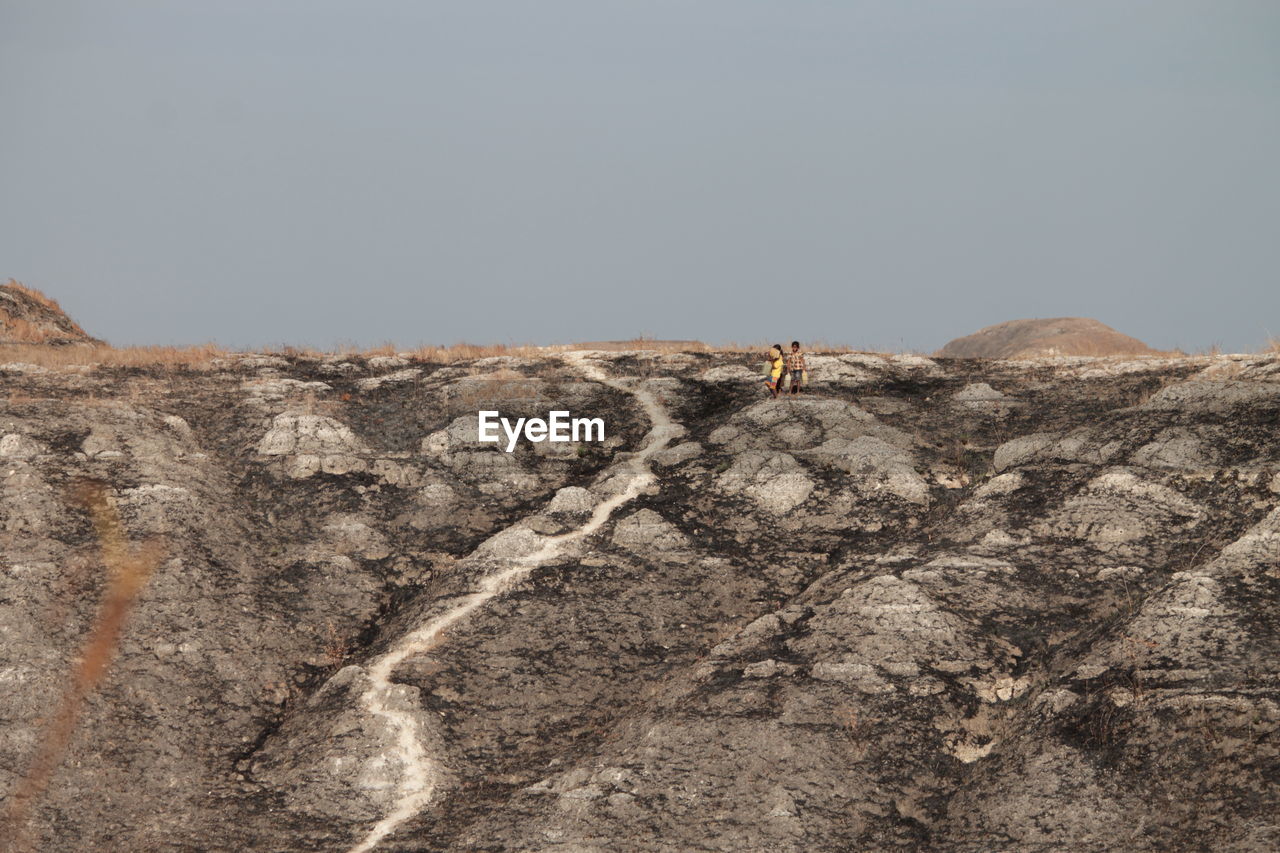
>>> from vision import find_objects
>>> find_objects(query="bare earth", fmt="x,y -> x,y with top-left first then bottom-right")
1,348 -> 1278,851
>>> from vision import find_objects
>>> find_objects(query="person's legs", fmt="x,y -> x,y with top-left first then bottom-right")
790,369 -> 802,394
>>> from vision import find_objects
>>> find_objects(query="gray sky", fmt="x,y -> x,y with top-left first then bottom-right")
3,1 -> 1277,351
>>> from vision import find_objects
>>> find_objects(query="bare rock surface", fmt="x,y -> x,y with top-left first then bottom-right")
1,350 -> 1278,851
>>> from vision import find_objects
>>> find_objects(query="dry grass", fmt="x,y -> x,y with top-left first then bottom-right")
2,481 -> 163,851
0,316 -> 62,344
4,280 -> 66,313
264,341 -> 557,362
566,337 -> 711,353
0,343 -> 229,369
401,339 -> 885,359
0,336 -> 1242,372
403,342 -> 551,362
713,339 -> 904,356
263,344 -> 328,359
321,621 -> 351,671
0,341 -> 567,370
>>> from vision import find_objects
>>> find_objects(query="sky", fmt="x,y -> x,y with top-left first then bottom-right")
2,1 -> 1278,351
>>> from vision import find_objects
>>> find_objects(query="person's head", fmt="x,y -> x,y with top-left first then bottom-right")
791,341 -> 801,351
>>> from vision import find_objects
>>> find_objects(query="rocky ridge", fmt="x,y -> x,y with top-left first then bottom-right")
1,348 -> 1277,851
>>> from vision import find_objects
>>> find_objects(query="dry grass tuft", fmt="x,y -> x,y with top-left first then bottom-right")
2,481 -> 163,851
321,621 -> 351,670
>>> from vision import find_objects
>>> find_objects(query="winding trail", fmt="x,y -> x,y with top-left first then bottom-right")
347,354 -> 682,853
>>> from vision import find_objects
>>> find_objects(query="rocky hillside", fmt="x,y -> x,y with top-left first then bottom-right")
0,282 -> 97,346
1,349 -> 1277,851
938,318 -> 1157,359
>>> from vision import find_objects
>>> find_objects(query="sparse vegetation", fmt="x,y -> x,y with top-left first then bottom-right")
0,338 -> 909,372
4,280 -> 64,312
0,315 -> 61,344
1124,379 -> 1170,408
402,343 -> 553,361
0,342 -> 229,369
565,337 -> 711,353
321,621 -> 351,671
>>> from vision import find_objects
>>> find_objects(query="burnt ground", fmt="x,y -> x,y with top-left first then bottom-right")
1,350 -> 1278,852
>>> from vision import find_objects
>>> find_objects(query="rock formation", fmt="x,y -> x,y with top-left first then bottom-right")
1,348 -> 1277,851
0,282 -> 98,346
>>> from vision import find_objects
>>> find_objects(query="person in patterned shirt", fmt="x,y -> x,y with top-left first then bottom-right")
786,341 -> 807,395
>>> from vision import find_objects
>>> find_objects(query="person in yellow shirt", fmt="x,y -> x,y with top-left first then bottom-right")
764,344 -> 785,398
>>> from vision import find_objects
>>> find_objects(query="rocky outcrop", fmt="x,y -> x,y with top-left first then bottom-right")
0,281 -> 98,345
0,349 -> 1277,851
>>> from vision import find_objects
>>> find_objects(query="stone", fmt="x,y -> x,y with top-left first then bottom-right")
611,509 -> 690,554
716,450 -> 814,513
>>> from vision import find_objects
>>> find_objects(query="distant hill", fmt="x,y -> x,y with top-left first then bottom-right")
937,317 -> 1157,359
0,281 -> 99,345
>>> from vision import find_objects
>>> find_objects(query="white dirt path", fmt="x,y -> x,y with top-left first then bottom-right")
346,354 -> 682,853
